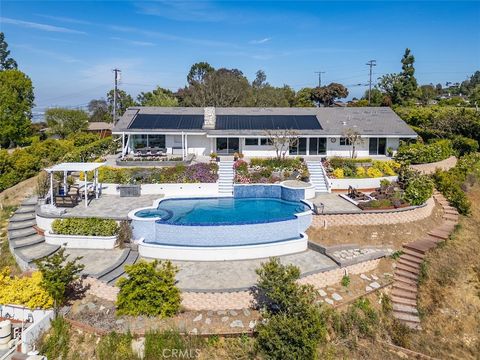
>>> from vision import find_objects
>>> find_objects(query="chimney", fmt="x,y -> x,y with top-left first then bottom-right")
203,107 -> 216,129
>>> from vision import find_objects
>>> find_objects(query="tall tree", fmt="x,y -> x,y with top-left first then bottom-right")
137,86 -> 178,107
417,85 -> 437,105
0,70 -> 34,147
361,88 -> 385,106
311,83 -> 348,107
0,32 -> 17,70
377,73 -> 402,105
294,88 -> 315,107
106,89 -> 136,119
87,99 -> 110,122
45,108 -> 89,139
187,61 -> 214,85
399,48 -> 418,103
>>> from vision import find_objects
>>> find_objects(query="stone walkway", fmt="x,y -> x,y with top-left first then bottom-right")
410,156 -> 457,174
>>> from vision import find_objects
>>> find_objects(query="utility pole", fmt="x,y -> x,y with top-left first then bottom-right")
112,68 -> 121,122
314,71 -> 325,87
366,60 -> 376,105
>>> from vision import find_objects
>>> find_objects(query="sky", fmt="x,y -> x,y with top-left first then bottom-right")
1,0 -> 479,117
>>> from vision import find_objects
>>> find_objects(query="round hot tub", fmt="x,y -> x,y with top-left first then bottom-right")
129,196 -> 312,261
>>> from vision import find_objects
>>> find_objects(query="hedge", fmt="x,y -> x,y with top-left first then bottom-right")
51,218 -> 119,236
395,139 -> 454,164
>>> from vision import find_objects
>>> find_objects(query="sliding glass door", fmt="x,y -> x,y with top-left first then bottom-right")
289,138 -> 307,155
369,137 -> 387,155
309,138 -> 327,155
216,138 -> 239,155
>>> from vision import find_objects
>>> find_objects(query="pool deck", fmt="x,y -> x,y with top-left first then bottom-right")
169,249 -> 338,291
39,195 -> 161,220
311,193 -> 362,214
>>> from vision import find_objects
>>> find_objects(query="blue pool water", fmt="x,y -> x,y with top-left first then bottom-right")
134,197 -> 310,225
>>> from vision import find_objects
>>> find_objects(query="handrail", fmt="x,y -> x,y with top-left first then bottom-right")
319,162 -> 331,193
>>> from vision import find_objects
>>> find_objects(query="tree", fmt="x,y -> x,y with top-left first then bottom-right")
107,89 -> 136,119
294,88 -> 315,107
116,260 -> 181,317
417,85 -> 437,105
264,129 -> 299,159
343,128 -> 364,158
399,48 -> 418,102
45,108 -> 89,139
35,247 -> 85,312
311,82 -> 348,107
137,86 -> 178,107
0,70 -> 34,147
88,99 -> 110,122
187,61 -> 214,85
469,84 -> 480,109
361,88 -> 385,106
252,70 -> 267,88
0,32 -> 17,70
377,73 -> 402,105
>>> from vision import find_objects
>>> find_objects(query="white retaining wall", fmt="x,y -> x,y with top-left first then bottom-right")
329,176 -> 398,190
0,304 -> 54,354
100,183 -> 219,196
44,231 -> 117,249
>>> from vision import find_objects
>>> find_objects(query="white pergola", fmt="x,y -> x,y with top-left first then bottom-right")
45,162 -> 106,208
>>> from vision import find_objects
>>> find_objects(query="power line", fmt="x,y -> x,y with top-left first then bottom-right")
314,71 -> 326,87
366,60 -> 377,105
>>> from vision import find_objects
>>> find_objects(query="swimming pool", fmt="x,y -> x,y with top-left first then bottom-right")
134,197 -> 309,225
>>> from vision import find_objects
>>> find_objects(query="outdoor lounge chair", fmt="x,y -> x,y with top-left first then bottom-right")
54,194 -> 79,207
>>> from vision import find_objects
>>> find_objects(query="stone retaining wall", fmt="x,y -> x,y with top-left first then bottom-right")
84,259 -> 381,311
312,197 -> 435,227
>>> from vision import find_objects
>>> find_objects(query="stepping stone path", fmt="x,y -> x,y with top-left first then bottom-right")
318,289 -> 327,297
360,274 -> 371,281
391,192 -> 459,330
325,298 -> 334,305
370,282 -> 381,289
332,293 -> 343,301
230,320 -> 244,328
366,286 -> 373,292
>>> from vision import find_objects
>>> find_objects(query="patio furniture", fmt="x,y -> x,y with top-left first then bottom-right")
54,194 -> 79,208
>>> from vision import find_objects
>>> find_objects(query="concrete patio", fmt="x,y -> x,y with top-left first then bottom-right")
311,193 -> 362,214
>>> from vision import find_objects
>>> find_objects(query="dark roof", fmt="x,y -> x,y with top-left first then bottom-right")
215,115 -> 322,130
129,114 -> 204,130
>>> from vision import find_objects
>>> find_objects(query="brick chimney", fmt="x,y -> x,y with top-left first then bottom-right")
203,107 -> 216,129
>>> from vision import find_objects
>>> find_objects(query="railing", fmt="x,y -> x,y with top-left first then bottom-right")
319,162 -> 332,193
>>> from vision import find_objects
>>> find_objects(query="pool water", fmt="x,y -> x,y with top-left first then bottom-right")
134,197 -> 310,225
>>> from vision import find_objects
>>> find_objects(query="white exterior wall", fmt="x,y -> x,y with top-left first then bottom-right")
326,137 -> 370,157
185,135 -> 210,156
241,138 -> 278,157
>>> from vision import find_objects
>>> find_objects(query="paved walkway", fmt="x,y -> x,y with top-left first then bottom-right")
410,156 -> 457,174
311,193 -> 362,214
65,248 -> 125,275
39,195 -> 160,220
170,249 -> 337,291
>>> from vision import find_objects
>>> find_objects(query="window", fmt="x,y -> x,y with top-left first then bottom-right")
245,138 -> 258,146
340,137 -> 352,146
173,135 -> 182,145
216,138 -> 239,154
369,137 -> 387,155
289,138 -> 307,155
260,138 -> 272,146
148,135 -> 165,149
132,134 -> 148,149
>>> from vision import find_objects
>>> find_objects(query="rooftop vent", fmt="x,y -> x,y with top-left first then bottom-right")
203,107 -> 216,129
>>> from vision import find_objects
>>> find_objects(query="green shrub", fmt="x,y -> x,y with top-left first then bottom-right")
395,139 -> 454,164
67,132 -> 101,147
63,136 -> 116,162
116,260 -> 181,317
96,332 -> 137,360
51,218 -> 119,236
451,135 -> 479,156
403,174 -> 434,205
333,298 -> 379,339
144,330 -> 204,360
341,275 -> 350,287
39,316 -> 71,360
328,157 -> 372,169
250,157 -> 303,170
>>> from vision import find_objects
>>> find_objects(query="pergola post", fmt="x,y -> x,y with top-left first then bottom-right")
63,170 -> 67,195
84,171 -> 88,208
121,133 -> 125,159
181,131 -> 185,160
94,169 -> 99,199
49,171 -> 54,206
185,134 -> 188,159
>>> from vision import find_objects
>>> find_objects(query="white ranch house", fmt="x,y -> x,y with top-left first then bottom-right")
113,107 -> 417,158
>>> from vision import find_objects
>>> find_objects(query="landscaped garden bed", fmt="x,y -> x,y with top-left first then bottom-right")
394,139 -> 454,164
82,163 -> 218,184
234,157 -> 309,184
323,157 -> 401,179
46,218 -> 119,249
116,155 -> 193,167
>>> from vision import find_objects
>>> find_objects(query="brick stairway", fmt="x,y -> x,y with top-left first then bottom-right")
391,192 -> 459,330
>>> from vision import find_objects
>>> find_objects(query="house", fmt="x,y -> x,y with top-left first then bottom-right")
112,107 -> 417,158
87,121 -> 113,138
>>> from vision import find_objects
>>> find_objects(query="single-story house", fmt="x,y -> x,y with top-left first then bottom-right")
87,121 -> 113,138
112,107 -> 417,158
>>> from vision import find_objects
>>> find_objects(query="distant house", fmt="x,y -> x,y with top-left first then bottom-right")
87,122 -> 113,138
112,107 -> 417,158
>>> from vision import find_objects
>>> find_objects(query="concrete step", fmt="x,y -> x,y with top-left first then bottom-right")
106,251 -> 139,285
21,197 -> 38,206
9,213 -> 36,222
403,241 -> 435,255
10,234 -> 45,249
402,247 -> 425,258
8,219 -> 37,231
427,228 -> 451,241
15,206 -> 36,214
393,311 -> 421,324
8,227 -> 37,240
391,295 -> 417,307
15,243 -> 60,265
393,282 -> 418,294
391,288 -> 417,301
94,249 -> 130,279
393,303 -> 419,315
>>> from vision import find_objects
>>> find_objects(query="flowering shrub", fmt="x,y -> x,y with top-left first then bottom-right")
356,167 -> 366,177
395,139 -> 454,164
234,158 -> 308,183
0,267 -> 53,309
234,160 -> 248,174
367,167 -> 383,178
52,218 -> 118,236
332,168 -> 344,178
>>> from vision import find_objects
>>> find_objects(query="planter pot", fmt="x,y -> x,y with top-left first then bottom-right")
44,231 -> 117,249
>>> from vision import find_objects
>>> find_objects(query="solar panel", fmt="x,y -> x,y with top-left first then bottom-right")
215,115 -> 321,130
129,114 -> 204,130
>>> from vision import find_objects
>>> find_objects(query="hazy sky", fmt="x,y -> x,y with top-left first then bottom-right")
1,0 -> 479,115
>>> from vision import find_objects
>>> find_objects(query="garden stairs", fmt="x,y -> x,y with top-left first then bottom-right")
391,192 -> 459,330
7,197 -> 138,285
218,160 -> 235,195
306,161 -> 330,193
